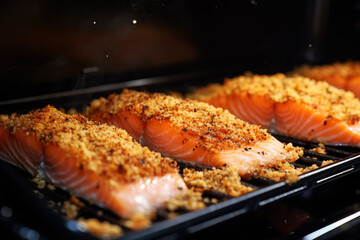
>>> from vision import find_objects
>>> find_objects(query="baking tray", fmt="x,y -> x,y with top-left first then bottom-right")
1,71 -> 360,240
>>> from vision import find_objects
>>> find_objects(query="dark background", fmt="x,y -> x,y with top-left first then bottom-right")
0,0 -> 359,101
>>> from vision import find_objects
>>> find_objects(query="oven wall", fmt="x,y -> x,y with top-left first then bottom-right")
0,0 -> 359,101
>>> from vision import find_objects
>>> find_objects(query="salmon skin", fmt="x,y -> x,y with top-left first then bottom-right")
0,106 -> 186,222
292,61 -> 360,98
85,89 -> 301,178
187,73 -> 360,147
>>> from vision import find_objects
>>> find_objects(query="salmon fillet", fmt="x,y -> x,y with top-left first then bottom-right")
187,73 -> 360,147
292,61 -> 360,98
85,89 -> 301,178
0,106 -> 186,222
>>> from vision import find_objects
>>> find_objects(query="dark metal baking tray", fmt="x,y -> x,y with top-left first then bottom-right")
1,71 -> 360,240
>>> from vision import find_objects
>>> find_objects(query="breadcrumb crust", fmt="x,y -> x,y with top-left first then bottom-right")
86,89 -> 275,153
187,73 -> 360,123
0,105 -> 179,183
293,61 -> 360,81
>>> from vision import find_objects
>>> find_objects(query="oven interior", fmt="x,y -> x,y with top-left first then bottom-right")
1,0 -> 359,102
1,0 -> 360,239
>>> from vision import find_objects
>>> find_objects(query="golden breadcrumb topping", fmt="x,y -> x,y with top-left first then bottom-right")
187,74 -> 360,123
0,115 -> 9,122
182,167 -> 254,197
86,89 -> 272,153
186,83 -> 223,102
1,105 -> 179,183
293,61 -> 360,80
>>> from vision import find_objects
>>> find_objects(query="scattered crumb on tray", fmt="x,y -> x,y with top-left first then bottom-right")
31,171 -> 56,190
256,166 -> 299,184
121,212 -> 152,230
182,167 -> 254,197
256,161 -> 320,184
70,195 -> 85,208
285,143 -> 304,162
33,189 -> 44,199
77,218 -> 123,239
62,200 -> 79,219
47,184 -> 56,191
31,171 -> 46,189
168,188 -> 205,211
321,160 -> 334,166
310,143 -> 327,154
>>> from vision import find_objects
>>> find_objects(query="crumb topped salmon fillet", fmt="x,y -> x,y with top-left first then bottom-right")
187,73 -> 360,146
292,61 -> 360,97
85,89 -> 301,178
0,105 -> 186,222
